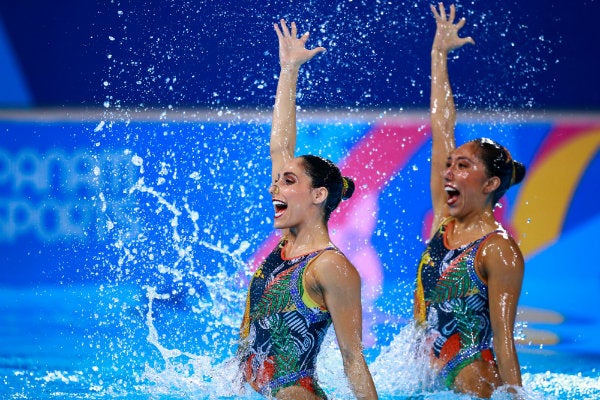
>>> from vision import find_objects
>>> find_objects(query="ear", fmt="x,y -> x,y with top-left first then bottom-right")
312,187 -> 328,205
483,176 -> 501,194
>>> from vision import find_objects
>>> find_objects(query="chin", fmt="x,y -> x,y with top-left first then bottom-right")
447,207 -> 461,218
273,218 -> 288,230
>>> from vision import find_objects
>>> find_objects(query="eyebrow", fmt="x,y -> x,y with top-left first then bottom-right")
447,155 -> 474,163
275,171 -> 298,181
282,171 -> 298,179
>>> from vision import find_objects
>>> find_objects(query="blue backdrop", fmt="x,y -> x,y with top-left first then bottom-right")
0,0 -> 598,109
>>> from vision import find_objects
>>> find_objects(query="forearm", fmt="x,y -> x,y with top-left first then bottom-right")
344,356 -> 378,399
495,340 -> 522,388
430,49 -> 456,147
337,336 -> 378,398
270,66 -> 299,162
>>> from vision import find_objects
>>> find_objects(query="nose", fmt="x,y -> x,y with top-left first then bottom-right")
269,184 -> 279,195
443,165 -> 453,180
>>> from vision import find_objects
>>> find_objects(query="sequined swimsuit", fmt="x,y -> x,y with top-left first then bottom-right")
239,240 -> 335,398
415,219 -> 499,386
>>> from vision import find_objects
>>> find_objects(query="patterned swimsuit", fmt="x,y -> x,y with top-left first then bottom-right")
239,240 -> 335,398
415,219 -> 499,387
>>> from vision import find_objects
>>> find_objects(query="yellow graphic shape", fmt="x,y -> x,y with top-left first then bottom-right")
516,306 -> 563,346
512,128 -> 600,257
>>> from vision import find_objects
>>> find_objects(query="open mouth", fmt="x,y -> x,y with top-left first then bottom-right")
273,200 -> 288,218
445,185 -> 460,206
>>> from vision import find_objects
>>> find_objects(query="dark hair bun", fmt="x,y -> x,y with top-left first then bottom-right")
512,161 -> 526,186
341,176 -> 355,200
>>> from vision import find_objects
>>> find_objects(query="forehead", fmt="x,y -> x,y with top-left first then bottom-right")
279,158 -> 309,176
451,142 -> 481,160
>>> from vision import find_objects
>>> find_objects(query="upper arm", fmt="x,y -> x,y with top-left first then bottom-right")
313,253 -> 364,359
270,128 -> 295,180
429,126 -> 453,234
269,70 -> 299,181
480,234 -> 524,343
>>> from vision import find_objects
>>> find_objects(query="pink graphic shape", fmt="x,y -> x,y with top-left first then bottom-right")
250,122 -> 431,268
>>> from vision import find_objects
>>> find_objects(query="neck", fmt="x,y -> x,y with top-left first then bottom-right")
285,222 -> 331,258
451,208 -> 498,237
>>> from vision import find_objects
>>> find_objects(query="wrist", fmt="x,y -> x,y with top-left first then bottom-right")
431,47 -> 449,57
280,63 -> 300,74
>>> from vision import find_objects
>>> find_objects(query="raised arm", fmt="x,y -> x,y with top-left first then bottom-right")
271,20 -> 325,180
429,3 -> 474,235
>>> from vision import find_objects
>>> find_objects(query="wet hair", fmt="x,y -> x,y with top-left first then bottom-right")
470,138 -> 526,205
299,155 -> 355,222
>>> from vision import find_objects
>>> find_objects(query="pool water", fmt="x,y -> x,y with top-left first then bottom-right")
2,283 -> 599,399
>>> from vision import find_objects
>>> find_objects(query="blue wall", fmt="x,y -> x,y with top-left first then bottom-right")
0,0 -> 598,110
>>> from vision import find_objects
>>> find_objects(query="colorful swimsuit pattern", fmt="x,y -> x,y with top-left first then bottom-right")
415,219 -> 498,386
239,240 -> 334,398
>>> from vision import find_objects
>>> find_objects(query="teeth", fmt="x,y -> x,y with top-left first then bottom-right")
445,186 -> 460,206
273,199 -> 287,218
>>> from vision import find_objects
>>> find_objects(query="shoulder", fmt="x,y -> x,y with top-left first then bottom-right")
313,249 -> 357,273
483,228 -> 522,256
426,216 -> 452,242
429,215 -> 452,240
478,229 -> 524,276
311,249 -> 361,286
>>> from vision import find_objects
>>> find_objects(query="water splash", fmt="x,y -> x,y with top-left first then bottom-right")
370,322 -> 440,396
99,0 -> 555,112
138,285 -> 247,398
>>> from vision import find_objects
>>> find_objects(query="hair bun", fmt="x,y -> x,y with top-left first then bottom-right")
341,176 -> 355,200
512,161 -> 526,186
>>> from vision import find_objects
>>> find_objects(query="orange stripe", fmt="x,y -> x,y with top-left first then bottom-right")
512,129 -> 600,257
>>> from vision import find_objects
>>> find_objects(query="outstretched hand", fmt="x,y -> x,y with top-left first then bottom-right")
430,3 -> 475,53
274,19 -> 326,71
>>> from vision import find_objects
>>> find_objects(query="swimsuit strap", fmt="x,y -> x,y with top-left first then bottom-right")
289,246 -> 336,324
456,227 -> 503,296
464,233 -> 493,296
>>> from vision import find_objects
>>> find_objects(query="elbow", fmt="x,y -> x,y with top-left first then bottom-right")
339,344 -> 363,370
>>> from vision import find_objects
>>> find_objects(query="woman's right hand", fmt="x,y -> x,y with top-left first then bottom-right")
273,19 -> 326,71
